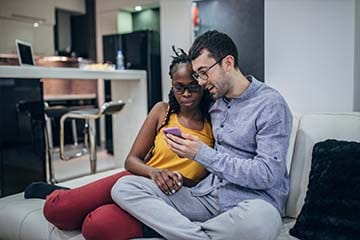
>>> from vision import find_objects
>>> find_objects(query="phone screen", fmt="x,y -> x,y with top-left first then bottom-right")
163,127 -> 182,137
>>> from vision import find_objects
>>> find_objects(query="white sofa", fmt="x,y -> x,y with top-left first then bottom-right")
0,112 -> 359,240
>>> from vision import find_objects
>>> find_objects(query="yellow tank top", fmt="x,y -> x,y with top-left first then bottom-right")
146,113 -> 213,182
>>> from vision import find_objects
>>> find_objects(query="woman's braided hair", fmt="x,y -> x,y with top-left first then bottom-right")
158,46 -> 213,131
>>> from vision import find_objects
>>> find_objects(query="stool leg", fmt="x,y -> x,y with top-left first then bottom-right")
88,119 -> 97,174
44,120 -> 56,183
84,121 -> 89,149
45,115 -> 54,150
71,119 -> 78,147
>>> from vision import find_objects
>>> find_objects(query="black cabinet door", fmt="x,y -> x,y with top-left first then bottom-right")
0,79 -> 46,197
123,30 -> 162,111
103,34 -> 122,65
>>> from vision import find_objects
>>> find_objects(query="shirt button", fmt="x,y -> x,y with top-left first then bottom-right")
220,124 -> 224,128
227,105 -> 231,109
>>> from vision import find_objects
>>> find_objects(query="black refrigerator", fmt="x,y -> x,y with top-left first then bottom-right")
103,30 -> 162,153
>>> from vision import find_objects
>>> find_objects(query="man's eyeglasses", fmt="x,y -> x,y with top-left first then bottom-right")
172,83 -> 202,95
192,56 -> 225,82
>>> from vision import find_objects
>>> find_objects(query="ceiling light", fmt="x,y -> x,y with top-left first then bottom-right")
33,22 -> 39,28
134,5 -> 142,11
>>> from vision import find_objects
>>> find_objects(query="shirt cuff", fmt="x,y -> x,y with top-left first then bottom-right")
194,143 -> 216,166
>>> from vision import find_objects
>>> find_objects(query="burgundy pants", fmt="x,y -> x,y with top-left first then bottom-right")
43,171 -> 142,240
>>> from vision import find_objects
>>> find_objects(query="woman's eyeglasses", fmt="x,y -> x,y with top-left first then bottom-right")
192,56 -> 225,82
173,84 -> 202,94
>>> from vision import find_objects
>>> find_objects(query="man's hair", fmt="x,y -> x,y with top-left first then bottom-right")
189,30 -> 239,68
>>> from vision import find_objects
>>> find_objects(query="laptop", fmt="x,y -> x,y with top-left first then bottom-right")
16,39 -> 35,66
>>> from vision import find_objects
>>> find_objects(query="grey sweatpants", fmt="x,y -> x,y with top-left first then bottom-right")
111,175 -> 282,240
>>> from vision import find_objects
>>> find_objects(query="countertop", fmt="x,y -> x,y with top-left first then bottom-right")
0,65 -> 146,80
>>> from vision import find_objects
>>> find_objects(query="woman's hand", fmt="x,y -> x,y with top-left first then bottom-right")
149,169 -> 183,195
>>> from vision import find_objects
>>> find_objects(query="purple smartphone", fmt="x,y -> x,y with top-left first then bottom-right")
163,127 -> 182,137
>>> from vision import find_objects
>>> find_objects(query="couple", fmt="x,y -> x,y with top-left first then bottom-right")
43,30 -> 292,240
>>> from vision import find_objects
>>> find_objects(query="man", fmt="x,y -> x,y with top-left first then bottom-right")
111,30 -> 293,240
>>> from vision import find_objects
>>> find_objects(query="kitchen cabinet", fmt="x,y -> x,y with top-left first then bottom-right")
0,79 -> 46,197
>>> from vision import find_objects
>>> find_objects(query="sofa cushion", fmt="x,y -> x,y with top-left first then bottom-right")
0,168 -> 123,240
0,193 -> 50,240
286,112 -> 360,218
278,218 -> 298,240
290,139 -> 360,239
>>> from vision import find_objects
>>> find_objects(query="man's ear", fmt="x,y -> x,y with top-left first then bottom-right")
223,55 -> 235,72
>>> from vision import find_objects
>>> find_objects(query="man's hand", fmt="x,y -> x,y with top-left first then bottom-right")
149,169 -> 182,195
164,132 -> 202,159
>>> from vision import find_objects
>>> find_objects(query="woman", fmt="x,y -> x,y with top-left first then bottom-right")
43,47 -> 213,239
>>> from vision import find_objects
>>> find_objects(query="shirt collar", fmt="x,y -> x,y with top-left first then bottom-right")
229,75 -> 262,101
210,75 -> 263,111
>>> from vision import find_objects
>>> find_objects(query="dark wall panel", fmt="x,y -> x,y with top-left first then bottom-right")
71,0 -> 97,60
197,0 -> 264,81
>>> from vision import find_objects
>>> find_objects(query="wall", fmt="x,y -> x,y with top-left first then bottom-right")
265,0 -> 356,114
354,0 -> 360,111
95,1 -> 119,143
133,8 -> 160,32
0,18 -> 54,55
159,0 -> 193,100
55,0 -> 85,14
0,0 -> 55,55
95,3 -> 118,64
0,0 -> 86,55
117,11 -> 133,34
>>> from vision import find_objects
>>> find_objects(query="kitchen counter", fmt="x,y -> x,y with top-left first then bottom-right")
0,65 -> 148,168
0,65 -> 146,80
44,93 -> 97,101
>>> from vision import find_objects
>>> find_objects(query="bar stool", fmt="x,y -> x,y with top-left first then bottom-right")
58,100 -> 125,178
44,103 -> 79,150
44,103 -> 83,183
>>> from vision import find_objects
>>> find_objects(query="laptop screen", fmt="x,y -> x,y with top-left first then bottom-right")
16,40 -> 35,66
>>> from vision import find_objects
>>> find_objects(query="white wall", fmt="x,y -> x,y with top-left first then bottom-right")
354,0 -> 360,111
55,0 -> 85,14
95,9 -> 118,63
95,1 -> 119,143
159,0 -> 193,100
0,0 -> 55,55
265,0 -> 356,114
117,11 -> 133,34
